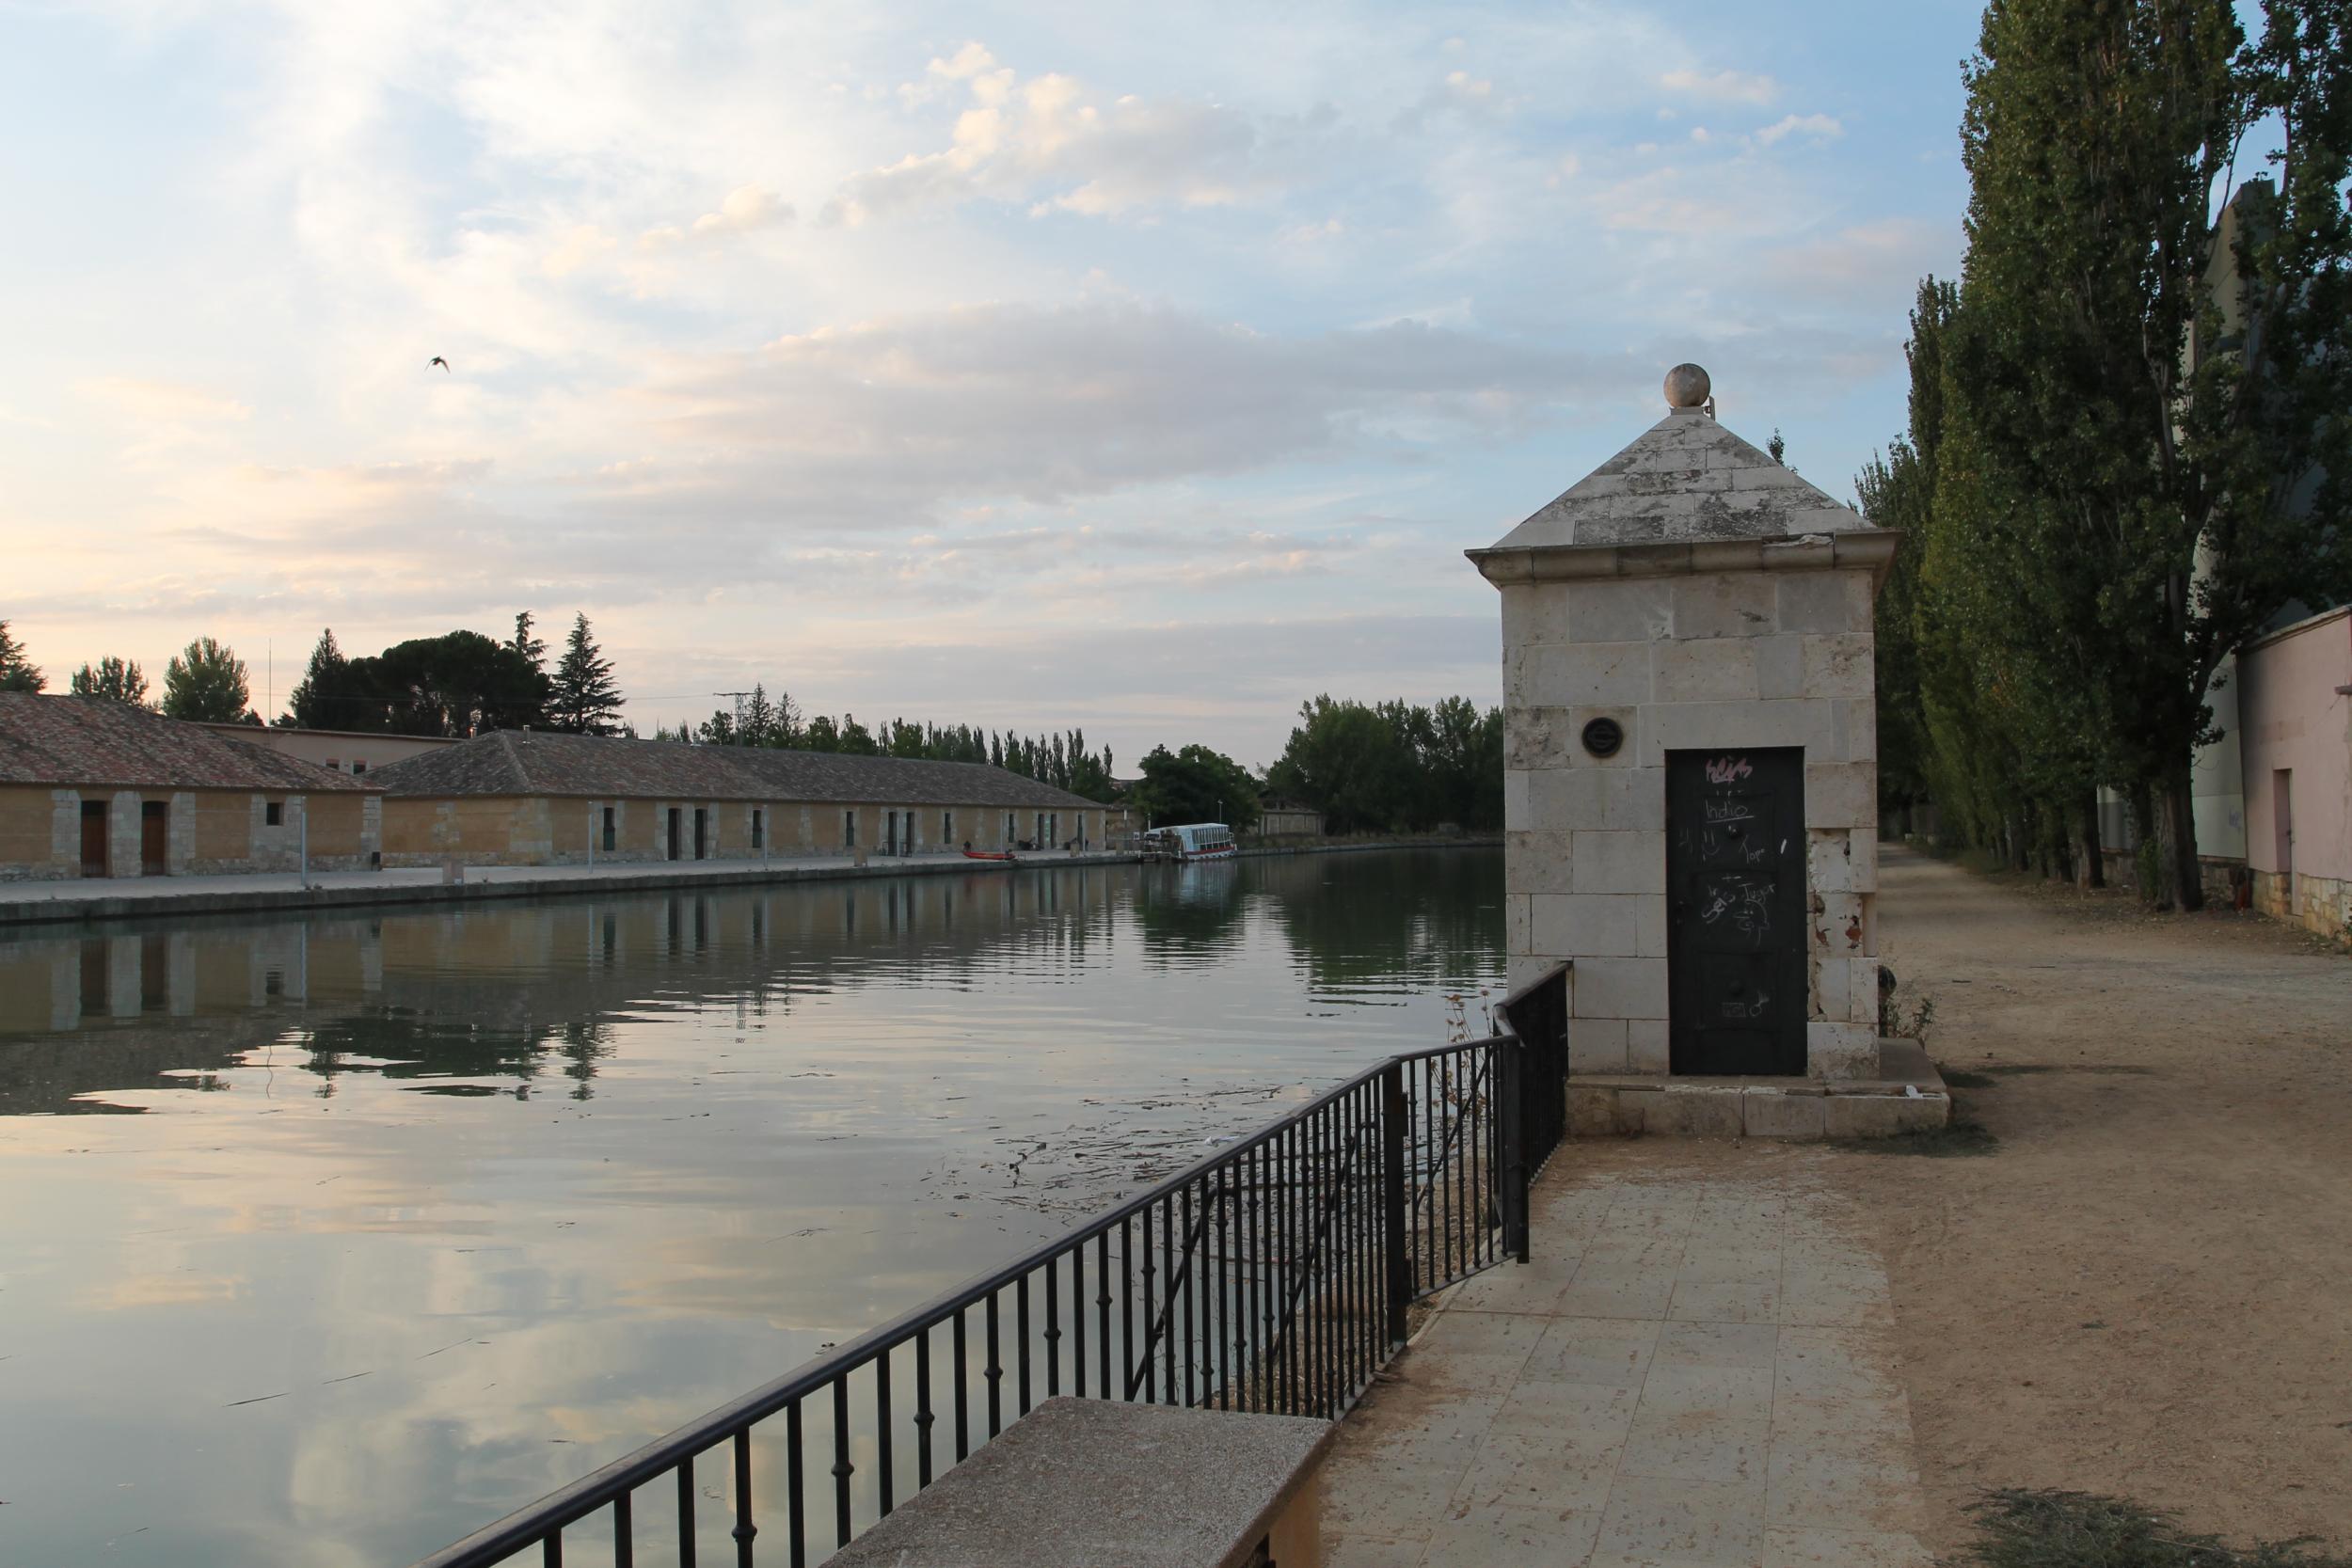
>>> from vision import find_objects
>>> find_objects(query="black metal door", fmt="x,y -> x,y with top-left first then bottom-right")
1667,747 -> 1807,1076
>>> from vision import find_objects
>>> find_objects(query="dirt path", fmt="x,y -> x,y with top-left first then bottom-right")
1851,844 -> 2352,1551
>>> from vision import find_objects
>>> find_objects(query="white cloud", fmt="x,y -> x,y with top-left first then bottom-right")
640,184 -> 794,250
839,49 -> 1284,221
590,297 -> 1593,529
1758,218 -> 1957,296
1756,113 -> 1843,146
1660,68 -> 1778,105
79,378 -> 252,425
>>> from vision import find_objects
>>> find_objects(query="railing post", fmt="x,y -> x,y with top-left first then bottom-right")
1496,1037 -> 1530,1264
1380,1063 -> 1409,1347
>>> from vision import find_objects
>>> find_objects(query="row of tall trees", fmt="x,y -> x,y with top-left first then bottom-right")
1263,694 -> 1505,834
666,686 -> 1120,801
1867,0 -> 2352,910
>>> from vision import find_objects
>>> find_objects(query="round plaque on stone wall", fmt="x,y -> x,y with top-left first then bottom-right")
1581,717 -> 1624,758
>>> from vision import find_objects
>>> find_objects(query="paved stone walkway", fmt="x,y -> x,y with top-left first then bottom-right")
1322,1154 -> 1931,1568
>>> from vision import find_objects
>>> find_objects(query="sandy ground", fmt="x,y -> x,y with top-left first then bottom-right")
1852,844 -> 2352,1552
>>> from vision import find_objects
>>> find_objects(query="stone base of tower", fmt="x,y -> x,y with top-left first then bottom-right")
1562,1037 -> 1951,1140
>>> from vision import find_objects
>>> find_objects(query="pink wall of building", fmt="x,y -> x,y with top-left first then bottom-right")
2238,606 -> 2352,938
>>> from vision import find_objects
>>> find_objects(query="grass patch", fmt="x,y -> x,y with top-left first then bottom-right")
1961,1488 -> 2350,1568
1831,1114 -> 1998,1158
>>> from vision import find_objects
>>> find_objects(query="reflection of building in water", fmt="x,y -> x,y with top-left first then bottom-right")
0,866 -> 1138,1114
1249,848 -> 1505,992
0,693 -> 382,880
371,730 -> 1130,867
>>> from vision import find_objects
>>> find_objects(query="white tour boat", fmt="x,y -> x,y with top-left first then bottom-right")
1144,822 -> 1239,862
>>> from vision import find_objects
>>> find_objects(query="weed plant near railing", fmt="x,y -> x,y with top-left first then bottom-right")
1963,1490 -> 2350,1568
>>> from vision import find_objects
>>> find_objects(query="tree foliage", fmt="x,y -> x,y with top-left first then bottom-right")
358,631 -> 548,736
1131,743 -> 1261,832
70,656 -> 150,706
1263,694 -> 1505,834
0,622 -> 45,693
162,637 -> 251,722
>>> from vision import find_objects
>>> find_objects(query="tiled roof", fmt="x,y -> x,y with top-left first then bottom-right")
370,729 -> 1109,810
1483,406 -> 1867,552
0,695 -> 380,792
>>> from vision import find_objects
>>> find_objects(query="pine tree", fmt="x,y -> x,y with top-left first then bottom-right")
288,628 -> 354,729
548,613 -> 625,735
510,611 -> 547,671
0,621 -> 43,692
162,637 -> 250,721
70,656 -> 151,705
740,685 -> 777,747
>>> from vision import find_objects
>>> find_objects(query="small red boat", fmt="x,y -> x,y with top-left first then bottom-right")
961,849 -> 1018,863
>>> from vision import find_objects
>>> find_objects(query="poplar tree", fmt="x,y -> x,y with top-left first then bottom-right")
1946,0 -> 2352,908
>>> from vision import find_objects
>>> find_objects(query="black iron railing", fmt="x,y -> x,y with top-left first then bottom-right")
413,964 -> 1569,1568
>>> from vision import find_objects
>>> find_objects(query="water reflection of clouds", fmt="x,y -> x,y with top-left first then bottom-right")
0,850 -> 1502,1565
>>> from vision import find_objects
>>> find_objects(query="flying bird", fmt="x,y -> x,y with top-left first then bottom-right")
429,356 -> 450,372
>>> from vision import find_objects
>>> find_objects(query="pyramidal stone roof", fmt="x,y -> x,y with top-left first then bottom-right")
1483,405 -> 1867,554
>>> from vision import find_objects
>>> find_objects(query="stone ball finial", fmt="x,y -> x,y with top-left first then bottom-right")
1664,363 -> 1711,409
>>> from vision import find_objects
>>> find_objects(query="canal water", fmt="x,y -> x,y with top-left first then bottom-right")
0,847 -> 1502,1567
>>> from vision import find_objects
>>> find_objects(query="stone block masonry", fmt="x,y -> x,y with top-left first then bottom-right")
1472,370 -> 1900,1086
1494,563 -> 1889,1075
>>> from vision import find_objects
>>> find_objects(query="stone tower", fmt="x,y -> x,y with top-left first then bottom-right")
1468,365 -> 1900,1088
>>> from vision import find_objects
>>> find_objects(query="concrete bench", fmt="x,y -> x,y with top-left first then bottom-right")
826,1397 -> 1334,1568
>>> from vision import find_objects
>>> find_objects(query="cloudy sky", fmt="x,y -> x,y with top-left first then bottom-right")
3,0 -> 1979,767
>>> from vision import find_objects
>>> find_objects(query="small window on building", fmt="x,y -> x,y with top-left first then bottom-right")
352,760 -> 367,776
752,808 -> 765,848
265,800 -> 284,827
325,758 -> 340,772
602,806 -> 616,852
845,810 -> 857,848
943,810 -> 953,842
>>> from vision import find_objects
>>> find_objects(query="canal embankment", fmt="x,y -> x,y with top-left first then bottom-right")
0,835 -> 1500,927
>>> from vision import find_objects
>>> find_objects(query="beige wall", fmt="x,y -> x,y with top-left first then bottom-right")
1498,563 -> 1883,1079
0,785 -> 379,879
2239,606 -> 2352,941
379,796 -> 1123,868
199,724 -> 459,778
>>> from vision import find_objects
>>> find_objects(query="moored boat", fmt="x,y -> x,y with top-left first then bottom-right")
1142,823 -> 1238,862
